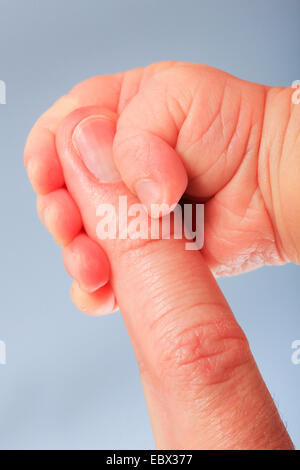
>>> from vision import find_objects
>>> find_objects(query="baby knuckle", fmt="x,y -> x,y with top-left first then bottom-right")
154,314 -> 251,388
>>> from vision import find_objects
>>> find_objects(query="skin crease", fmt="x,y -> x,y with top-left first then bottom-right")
24,62 -> 299,449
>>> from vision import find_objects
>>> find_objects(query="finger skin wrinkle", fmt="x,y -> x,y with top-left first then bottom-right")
258,86 -> 298,262
117,69 -> 143,114
213,187 -> 261,223
117,62 -> 179,115
143,304 -> 251,389
166,91 -> 187,135
140,85 -> 179,144
117,64 -> 197,147
277,89 -> 299,260
163,72 -> 195,136
182,78 -> 227,155
108,229 -> 165,268
180,79 -> 261,198
147,301 -> 228,335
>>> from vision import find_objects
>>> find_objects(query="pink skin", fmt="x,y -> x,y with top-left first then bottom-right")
70,281 -> 116,317
23,62 -> 300,448
37,188 -> 82,245
26,126 -> 65,194
24,62 -> 299,314
25,75 -> 125,315
63,233 -> 110,293
25,104 -> 293,449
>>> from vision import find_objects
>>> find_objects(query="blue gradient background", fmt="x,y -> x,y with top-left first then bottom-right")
0,0 -> 299,449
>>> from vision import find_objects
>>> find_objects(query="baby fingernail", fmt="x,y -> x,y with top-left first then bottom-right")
72,116 -> 121,183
